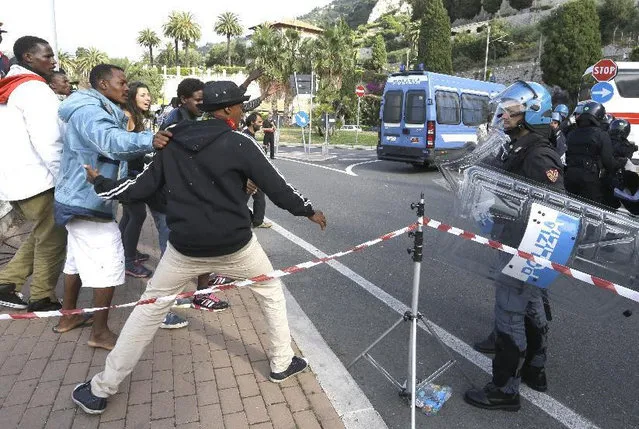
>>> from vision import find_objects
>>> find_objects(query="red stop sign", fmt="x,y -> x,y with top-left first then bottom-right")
592,59 -> 618,82
355,85 -> 366,97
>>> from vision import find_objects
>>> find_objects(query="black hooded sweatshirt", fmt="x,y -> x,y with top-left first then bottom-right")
92,118 -> 315,257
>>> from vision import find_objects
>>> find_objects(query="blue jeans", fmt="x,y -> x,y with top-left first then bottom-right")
151,210 -> 169,256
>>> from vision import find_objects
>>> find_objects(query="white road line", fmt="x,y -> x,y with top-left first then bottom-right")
278,157 -> 356,176
284,287 -> 388,429
345,160 -> 381,176
268,220 -> 602,429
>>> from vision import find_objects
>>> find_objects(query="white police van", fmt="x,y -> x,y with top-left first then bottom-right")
377,70 -> 504,167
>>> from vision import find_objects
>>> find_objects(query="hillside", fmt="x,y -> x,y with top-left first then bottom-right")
299,0 -> 571,29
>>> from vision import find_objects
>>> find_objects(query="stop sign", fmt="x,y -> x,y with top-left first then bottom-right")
592,59 -> 618,82
355,85 -> 366,97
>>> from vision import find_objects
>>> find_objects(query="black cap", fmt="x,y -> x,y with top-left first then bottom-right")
200,81 -> 250,112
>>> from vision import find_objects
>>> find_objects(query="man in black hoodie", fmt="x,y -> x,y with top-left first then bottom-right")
71,80 -> 327,415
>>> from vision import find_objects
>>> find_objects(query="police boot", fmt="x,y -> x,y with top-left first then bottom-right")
521,365 -> 547,392
473,331 -> 496,354
464,382 -> 520,411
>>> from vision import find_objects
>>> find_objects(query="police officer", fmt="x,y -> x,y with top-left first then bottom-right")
549,112 -> 567,162
601,113 -> 615,132
560,101 -> 586,138
465,81 -> 563,411
604,119 -> 639,211
564,101 -> 623,205
553,104 -> 569,122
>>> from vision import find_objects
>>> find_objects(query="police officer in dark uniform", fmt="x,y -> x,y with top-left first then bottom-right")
465,81 -> 563,411
565,101 -> 624,205
604,119 -> 638,210
560,101 -> 586,139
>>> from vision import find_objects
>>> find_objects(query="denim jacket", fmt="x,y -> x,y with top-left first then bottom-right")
54,89 -> 154,225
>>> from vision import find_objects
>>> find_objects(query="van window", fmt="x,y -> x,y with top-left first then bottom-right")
461,94 -> 489,126
435,91 -> 460,125
383,91 -> 403,123
404,90 -> 426,124
615,70 -> 639,98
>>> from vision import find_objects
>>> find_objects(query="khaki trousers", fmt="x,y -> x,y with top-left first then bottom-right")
91,235 -> 294,397
0,189 -> 67,301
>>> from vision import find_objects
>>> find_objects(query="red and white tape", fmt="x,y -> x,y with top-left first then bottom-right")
2,214 -> 638,322
0,223 -> 419,321
422,216 -> 639,304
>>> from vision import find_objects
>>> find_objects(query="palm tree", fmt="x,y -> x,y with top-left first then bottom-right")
163,12 -> 182,66
75,47 -> 109,79
214,12 -> 243,66
56,50 -> 76,77
137,28 -> 161,66
315,20 -> 355,91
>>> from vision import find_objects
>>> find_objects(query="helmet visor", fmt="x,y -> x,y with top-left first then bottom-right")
489,81 -> 538,130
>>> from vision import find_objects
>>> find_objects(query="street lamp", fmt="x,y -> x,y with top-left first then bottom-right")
483,24 -> 511,81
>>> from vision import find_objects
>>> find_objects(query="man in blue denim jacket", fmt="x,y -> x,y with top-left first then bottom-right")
53,64 -> 171,350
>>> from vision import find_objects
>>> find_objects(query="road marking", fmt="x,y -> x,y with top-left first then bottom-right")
345,160 -> 381,176
268,220 -> 602,429
283,287 -> 388,429
278,157 -> 356,176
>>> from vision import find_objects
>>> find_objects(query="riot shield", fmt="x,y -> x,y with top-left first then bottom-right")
432,129 -> 639,317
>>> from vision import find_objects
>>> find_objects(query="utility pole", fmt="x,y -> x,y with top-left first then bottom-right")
483,23 -> 491,81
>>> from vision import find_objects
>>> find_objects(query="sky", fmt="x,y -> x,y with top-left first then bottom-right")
1,0 -> 333,59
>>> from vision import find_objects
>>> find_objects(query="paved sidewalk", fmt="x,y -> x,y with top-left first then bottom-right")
0,218 -> 348,429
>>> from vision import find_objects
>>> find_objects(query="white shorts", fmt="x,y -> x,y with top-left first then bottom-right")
63,218 -> 125,288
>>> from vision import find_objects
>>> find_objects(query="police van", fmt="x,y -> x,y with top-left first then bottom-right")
579,61 -> 639,158
377,70 -> 504,167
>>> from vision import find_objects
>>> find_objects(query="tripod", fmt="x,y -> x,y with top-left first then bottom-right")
347,193 -> 456,429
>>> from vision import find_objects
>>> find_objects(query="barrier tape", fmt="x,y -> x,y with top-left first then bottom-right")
2,214 -> 638,322
0,223 -> 419,321
422,216 -> 639,304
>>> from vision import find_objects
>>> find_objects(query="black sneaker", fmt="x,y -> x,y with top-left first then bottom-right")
27,297 -> 62,312
0,285 -> 28,310
125,260 -> 152,278
134,250 -> 150,262
192,294 -> 230,312
72,382 -> 107,415
269,356 -> 308,383
464,382 -> 520,411
521,365 -> 548,392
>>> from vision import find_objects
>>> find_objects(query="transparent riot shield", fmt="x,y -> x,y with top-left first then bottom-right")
432,129 -> 639,317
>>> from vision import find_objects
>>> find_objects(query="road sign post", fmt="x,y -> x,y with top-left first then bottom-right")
592,59 -> 618,82
355,85 -> 365,146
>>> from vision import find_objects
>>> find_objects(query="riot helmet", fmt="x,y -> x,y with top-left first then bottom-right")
551,112 -> 563,123
553,104 -> 569,121
489,80 -> 552,137
573,101 -> 587,117
581,101 -> 606,121
609,119 -> 631,140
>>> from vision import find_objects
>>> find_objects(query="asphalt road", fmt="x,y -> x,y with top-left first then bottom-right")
253,146 -> 639,429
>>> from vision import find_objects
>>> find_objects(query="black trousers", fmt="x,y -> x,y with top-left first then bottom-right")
264,134 -> 275,159
251,190 -> 266,226
119,202 -> 146,260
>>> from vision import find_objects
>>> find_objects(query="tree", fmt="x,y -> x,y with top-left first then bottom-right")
76,47 -> 109,80
417,0 -> 453,74
157,42 -> 176,66
597,0 -> 637,44
630,46 -> 639,61
163,12 -> 200,67
541,0 -> 601,97
175,12 -> 201,66
57,50 -> 76,77
137,29 -> 161,66
483,0 -> 502,15
163,12 -> 182,66
508,0 -> 533,10
214,12 -> 243,67
370,35 -> 387,72
455,0 -> 483,19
